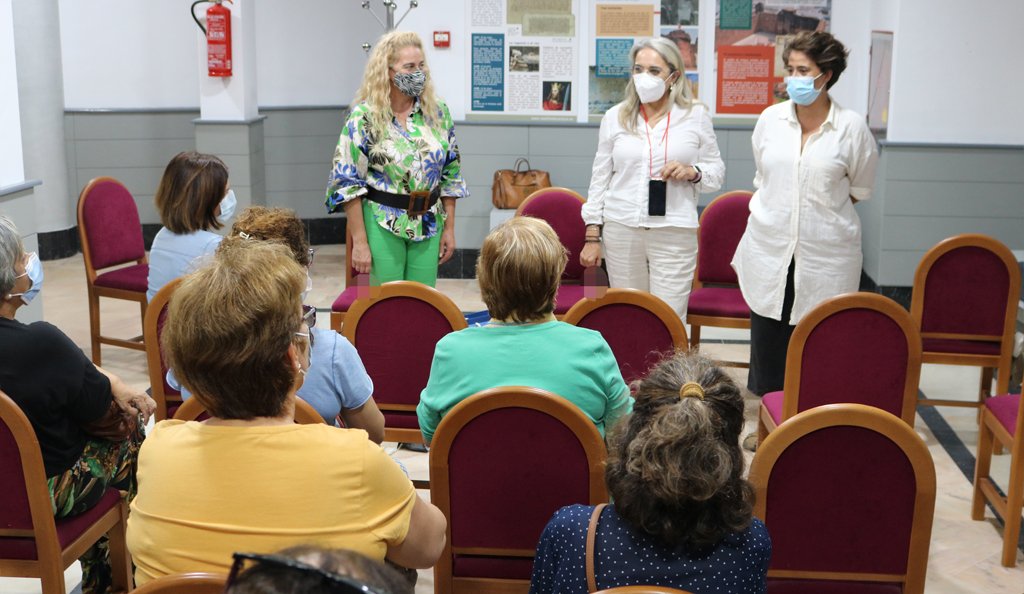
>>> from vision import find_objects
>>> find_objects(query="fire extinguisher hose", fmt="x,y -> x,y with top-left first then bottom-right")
191,0 -> 208,35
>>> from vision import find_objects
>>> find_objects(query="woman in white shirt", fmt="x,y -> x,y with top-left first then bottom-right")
732,32 -> 879,395
581,38 -> 724,318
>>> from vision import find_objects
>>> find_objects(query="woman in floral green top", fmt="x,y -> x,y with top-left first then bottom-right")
326,31 -> 468,286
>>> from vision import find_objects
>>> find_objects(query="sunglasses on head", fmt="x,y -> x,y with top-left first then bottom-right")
302,304 -> 317,329
226,552 -> 382,594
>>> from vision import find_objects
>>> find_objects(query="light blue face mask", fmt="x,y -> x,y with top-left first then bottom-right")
9,252 -> 43,305
785,72 -> 825,106
217,189 -> 237,225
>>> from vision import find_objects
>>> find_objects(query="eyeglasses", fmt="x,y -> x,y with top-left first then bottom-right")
308,248 -> 316,266
294,330 -> 315,350
226,552 -> 382,594
302,305 -> 317,329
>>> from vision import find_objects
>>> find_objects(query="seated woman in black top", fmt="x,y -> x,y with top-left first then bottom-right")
530,352 -> 771,594
0,215 -> 155,594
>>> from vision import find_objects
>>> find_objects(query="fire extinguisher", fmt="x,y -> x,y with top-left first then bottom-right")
191,0 -> 233,77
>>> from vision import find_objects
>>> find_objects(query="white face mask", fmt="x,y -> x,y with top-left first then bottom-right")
217,189 -> 237,225
633,72 -> 668,104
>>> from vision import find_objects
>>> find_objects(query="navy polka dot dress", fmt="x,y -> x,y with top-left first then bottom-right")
529,504 -> 771,594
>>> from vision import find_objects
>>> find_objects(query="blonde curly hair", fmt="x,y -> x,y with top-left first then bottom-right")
355,30 -> 441,140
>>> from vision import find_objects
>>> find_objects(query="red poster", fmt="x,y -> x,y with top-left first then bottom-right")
716,45 -> 775,115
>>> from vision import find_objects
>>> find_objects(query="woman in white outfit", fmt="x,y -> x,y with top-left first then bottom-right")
732,31 -> 879,395
580,37 -> 724,318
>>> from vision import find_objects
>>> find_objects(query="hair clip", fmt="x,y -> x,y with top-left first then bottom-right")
238,231 -> 252,239
679,382 -> 705,401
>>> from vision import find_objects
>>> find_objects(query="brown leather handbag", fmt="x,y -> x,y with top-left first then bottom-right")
491,158 -> 552,209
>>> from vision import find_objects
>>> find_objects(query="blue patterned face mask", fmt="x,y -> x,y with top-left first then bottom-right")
785,73 -> 825,106
9,252 -> 43,305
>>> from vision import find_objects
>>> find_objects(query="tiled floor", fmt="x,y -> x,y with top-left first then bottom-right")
2,244 -> 1023,593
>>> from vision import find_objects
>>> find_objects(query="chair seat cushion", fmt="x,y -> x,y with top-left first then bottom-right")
93,263 -> 148,292
688,287 -> 751,319
922,337 -> 1000,356
762,391 -> 784,424
331,287 -> 359,313
767,578 -> 904,594
554,284 -> 586,315
0,488 -> 120,560
986,393 -> 1021,436
453,555 -> 534,580
383,411 -> 421,430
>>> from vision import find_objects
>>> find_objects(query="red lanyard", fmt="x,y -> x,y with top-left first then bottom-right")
640,104 -> 671,179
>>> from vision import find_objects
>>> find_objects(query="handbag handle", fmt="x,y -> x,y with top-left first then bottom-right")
585,503 -> 607,593
514,157 -> 531,172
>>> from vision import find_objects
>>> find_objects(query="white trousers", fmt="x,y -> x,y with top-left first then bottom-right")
602,220 -> 698,319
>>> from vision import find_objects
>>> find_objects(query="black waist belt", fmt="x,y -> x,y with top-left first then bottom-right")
366,187 -> 440,217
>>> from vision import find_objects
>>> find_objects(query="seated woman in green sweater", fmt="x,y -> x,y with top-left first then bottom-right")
417,216 -> 631,443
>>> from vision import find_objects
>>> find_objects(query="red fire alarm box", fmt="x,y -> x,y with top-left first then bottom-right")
433,31 -> 450,48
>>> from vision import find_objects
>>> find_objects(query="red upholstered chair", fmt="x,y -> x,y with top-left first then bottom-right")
757,292 -> 921,443
749,404 -> 936,594
515,187 -> 590,319
972,391 -> 1024,566
595,588 -> 694,594
430,387 -> 608,594
686,190 -> 752,367
911,234 -> 1020,409
329,226 -> 360,332
172,394 -> 325,425
130,572 -> 227,593
77,176 -> 149,364
342,281 -> 466,444
563,288 -> 688,385
144,278 -> 182,421
0,390 -> 132,594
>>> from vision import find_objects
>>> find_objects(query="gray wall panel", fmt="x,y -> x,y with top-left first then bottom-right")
70,112 -> 196,140
884,148 -> 1024,183
264,109 -> 345,137
528,127 -> 598,157
884,180 -> 1024,218
266,135 -> 338,165
457,125 -> 529,156
74,138 -> 194,169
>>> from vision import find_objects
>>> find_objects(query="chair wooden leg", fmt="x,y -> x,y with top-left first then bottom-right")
39,562 -> 66,594
689,324 -> 701,350
971,415 -> 994,521
107,500 -> 134,592
88,289 -> 102,365
1000,448 -> 1024,567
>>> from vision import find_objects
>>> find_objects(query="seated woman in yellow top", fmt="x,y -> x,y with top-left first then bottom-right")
126,239 -> 446,585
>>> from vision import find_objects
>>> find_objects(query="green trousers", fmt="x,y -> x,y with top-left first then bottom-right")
363,200 -> 443,286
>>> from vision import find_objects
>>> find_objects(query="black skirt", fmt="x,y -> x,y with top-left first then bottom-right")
747,259 -> 796,396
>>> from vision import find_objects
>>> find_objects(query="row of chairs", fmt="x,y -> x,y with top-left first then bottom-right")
0,384 -> 936,593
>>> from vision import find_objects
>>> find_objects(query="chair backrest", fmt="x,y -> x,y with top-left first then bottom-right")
563,289 -> 688,384
430,387 -> 608,589
516,187 -> 587,282
342,281 -> 467,415
172,395 -> 325,425
0,390 -> 62,563
77,177 -> 146,281
749,404 -> 935,594
130,572 -> 227,594
144,278 -> 183,421
694,190 -> 753,287
910,234 -> 1020,346
595,588 -> 694,594
782,292 -> 921,425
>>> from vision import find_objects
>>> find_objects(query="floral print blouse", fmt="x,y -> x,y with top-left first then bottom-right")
325,99 -> 468,242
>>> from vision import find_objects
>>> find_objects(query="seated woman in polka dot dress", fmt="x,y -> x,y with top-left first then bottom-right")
529,352 -> 771,594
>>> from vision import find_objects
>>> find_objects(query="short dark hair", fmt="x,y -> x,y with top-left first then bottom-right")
227,546 -> 413,594
155,151 -> 229,234
783,31 -> 849,90
164,239 -> 305,419
605,352 -> 754,551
